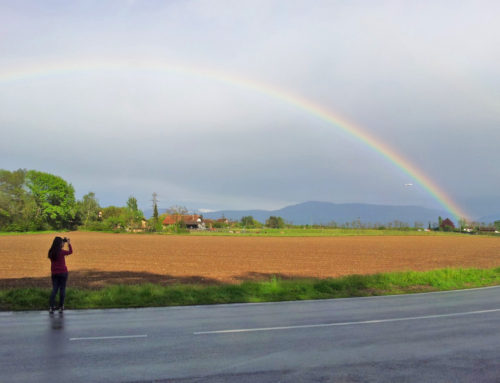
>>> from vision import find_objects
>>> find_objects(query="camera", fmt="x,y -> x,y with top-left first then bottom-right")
62,237 -> 68,243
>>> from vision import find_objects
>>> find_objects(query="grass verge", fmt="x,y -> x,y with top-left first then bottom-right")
2,266 -> 500,311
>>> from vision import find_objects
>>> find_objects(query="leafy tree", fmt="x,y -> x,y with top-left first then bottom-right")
0,169 -> 37,231
103,216 -> 127,231
495,220 -> 500,231
25,170 -> 76,229
0,169 -> 23,227
125,196 -> 143,229
241,216 -> 255,228
100,206 -> 130,231
127,196 -> 139,211
147,216 -> 164,232
440,217 -> 455,232
77,192 -> 100,227
266,216 -> 285,229
101,206 -> 125,219
458,217 -> 467,231
212,221 -> 226,229
158,212 -> 168,223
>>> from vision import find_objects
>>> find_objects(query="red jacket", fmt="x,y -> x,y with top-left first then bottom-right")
51,244 -> 73,274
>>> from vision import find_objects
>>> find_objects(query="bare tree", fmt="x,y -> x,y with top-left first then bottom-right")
166,205 -> 188,215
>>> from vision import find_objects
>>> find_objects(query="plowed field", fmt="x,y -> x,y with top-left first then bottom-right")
1,232 -> 499,288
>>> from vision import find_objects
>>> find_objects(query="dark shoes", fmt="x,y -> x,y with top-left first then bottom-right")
49,307 -> 55,314
59,306 -> 65,313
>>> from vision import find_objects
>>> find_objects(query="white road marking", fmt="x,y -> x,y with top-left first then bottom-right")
194,308 -> 500,335
69,334 -> 148,341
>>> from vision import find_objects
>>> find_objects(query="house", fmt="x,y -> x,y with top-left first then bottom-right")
162,214 -> 204,229
478,227 -> 496,233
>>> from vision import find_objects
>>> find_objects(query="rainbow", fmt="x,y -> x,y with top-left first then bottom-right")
0,59 -> 469,220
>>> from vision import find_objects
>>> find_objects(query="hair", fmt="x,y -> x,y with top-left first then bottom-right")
48,237 -> 63,261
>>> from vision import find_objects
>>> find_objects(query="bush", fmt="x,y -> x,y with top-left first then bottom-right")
147,220 -> 164,232
164,224 -> 189,234
80,221 -> 107,231
266,216 -> 285,229
3,223 -> 26,232
212,221 -> 228,229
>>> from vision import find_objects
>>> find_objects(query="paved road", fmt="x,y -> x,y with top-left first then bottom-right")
1,287 -> 500,382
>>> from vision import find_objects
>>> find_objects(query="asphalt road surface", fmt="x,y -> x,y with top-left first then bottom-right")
1,287 -> 500,382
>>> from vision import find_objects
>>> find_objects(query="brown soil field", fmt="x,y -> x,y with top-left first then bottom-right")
1,232 -> 499,288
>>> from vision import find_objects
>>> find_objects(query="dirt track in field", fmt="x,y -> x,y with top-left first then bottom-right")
1,232 -> 499,288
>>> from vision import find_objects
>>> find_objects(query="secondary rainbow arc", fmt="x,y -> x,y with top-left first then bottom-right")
0,60 -> 469,220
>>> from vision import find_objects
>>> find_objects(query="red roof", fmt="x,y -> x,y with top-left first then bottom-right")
162,214 -> 202,225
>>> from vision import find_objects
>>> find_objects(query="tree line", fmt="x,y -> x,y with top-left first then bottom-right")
0,169 -> 145,232
239,215 -> 285,229
3,168 -> 498,234
0,168 -> 288,233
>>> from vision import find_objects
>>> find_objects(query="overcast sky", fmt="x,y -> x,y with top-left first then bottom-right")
1,0 -> 499,219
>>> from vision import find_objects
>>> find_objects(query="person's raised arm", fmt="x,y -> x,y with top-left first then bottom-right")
62,238 -> 73,256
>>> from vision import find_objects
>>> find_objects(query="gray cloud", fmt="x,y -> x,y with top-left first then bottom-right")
1,0 -> 499,218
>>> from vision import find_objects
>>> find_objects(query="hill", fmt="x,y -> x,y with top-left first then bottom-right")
199,201 -> 450,226
477,213 -> 500,224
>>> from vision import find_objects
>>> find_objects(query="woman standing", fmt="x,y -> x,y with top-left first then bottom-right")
48,236 -> 73,314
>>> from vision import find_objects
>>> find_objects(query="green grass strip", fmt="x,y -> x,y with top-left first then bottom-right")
0,230 -> 62,236
2,266 -> 500,311
187,228 -> 466,237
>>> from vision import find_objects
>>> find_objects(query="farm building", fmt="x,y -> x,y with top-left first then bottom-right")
162,214 -> 204,229
478,227 -> 496,233
203,218 -> 232,230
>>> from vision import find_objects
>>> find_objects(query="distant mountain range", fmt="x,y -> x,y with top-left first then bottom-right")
144,201 -> 463,226
477,214 -> 500,224
200,201 -> 453,226
144,201 -> 500,225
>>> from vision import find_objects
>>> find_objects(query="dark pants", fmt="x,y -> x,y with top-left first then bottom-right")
50,273 -> 68,308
